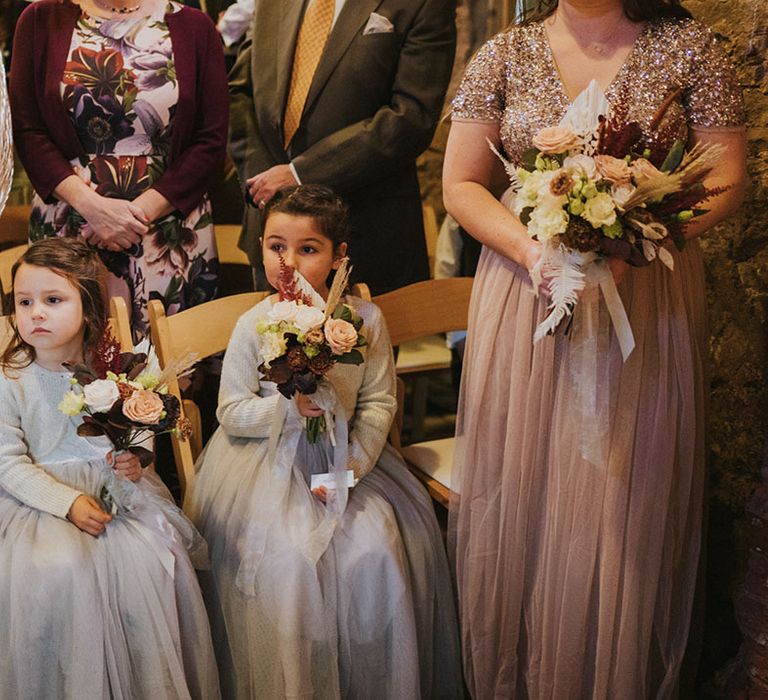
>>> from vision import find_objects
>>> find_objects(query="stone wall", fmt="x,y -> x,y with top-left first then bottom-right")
686,0 -> 768,684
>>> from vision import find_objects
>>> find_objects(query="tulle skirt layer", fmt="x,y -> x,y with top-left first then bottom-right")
449,243 -> 708,699
185,428 -> 463,699
0,458 -> 219,700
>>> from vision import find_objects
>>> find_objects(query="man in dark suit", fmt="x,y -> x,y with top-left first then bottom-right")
228,0 -> 456,295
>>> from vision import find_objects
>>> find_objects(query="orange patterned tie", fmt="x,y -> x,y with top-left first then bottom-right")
283,0 -> 335,147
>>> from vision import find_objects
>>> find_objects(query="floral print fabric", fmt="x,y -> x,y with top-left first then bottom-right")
30,4 -> 218,341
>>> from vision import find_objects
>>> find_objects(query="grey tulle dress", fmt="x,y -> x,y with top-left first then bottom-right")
184,296 -> 462,699
0,362 -> 220,699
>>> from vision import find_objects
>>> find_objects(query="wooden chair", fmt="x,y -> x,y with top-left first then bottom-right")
148,291 -> 270,495
421,204 -> 439,275
108,296 -> 134,352
0,243 -> 27,313
0,315 -> 12,348
0,204 -> 31,249
148,282 -> 372,496
214,223 -> 256,296
214,224 -> 250,267
374,277 -> 473,507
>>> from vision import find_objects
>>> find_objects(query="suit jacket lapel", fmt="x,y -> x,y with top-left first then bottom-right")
303,0 -> 382,116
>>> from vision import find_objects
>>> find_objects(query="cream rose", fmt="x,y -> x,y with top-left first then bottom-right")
83,379 -> 120,412
610,182 -> 637,210
324,318 -> 358,355
631,157 -> 663,185
563,154 -> 598,180
532,125 -> 581,154
260,331 -> 288,367
122,389 -> 165,424
293,305 -> 325,334
582,192 -> 617,228
594,155 -> 632,184
527,203 -> 569,241
58,390 -> 85,416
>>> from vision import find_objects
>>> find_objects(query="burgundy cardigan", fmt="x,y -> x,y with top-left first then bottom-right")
9,0 -> 229,217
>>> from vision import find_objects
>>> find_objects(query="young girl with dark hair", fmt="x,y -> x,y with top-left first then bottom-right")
185,184 -> 462,699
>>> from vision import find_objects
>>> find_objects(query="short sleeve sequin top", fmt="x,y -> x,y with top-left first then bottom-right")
452,18 -> 744,165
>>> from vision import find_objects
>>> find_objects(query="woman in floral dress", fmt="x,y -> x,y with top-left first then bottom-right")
10,0 -> 228,340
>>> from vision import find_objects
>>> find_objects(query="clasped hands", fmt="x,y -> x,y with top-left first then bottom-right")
66,451 -> 143,537
79,195 -> 150,253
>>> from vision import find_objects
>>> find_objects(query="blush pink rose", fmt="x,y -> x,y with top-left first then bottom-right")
532,126 -> 581,154
123,389 -> 165,424
631,157 -> 663,185
594,155 -> 632,184
324,318 -> 358,355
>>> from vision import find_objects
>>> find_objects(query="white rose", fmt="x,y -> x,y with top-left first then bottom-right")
563,154 -> 598,180
527,203 -> 569,241
611,182 -> 636,210
58,390 -> 85,416
292,305 -> 325,334
260,331 -> 288,367
582,192 -> 617,228
83,379 -> 120,413
267,300 -> 301,324
514,171 -> 545,215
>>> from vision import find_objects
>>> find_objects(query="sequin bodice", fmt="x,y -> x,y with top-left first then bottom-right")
452,18 -> 744,165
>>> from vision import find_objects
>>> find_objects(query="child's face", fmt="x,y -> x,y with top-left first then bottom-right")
262,213 -> 346,298
13,263 -> 86,368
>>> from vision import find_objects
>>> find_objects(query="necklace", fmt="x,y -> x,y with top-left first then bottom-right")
92,0 -> 143,14
553,10 -> 629,55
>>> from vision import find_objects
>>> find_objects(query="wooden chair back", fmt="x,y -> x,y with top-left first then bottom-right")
0,315 -> 12,349
421,204 -> 439,275
214,224 -> 250,267
148,291 -> 270,494
373,277 -> 474,506
0,243 -> 26,313
373,277 -> 473,347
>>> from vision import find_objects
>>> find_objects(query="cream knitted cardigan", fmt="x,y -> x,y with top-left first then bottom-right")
0,363 -> 109,519
215,296 -> 397,480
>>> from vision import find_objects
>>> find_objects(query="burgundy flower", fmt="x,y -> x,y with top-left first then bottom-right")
63,47 -> 136,99
92,155 -> 150,200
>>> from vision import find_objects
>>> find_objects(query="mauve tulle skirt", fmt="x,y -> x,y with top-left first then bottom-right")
449,241 -> 708,699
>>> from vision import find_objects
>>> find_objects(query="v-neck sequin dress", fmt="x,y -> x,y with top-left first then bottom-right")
449,17 -> 744,699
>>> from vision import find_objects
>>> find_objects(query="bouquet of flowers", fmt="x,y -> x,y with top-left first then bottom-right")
495,80 -> 726,353
58,330 -> 193,468
256,257 -> 366,442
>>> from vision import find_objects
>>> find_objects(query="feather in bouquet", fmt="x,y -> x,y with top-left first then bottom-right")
256,256 -> 366,442
58,330 -> 194,468
492,79 -> 726,351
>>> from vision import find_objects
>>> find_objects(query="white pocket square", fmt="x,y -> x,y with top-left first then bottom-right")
363,11 -> 394,35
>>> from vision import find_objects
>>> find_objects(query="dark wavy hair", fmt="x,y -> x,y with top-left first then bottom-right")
1,238 -> 108,373
263,184 -> 350,251
522,0 -> 692,23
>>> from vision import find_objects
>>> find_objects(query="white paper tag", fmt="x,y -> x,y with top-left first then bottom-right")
310,470 -> 357,490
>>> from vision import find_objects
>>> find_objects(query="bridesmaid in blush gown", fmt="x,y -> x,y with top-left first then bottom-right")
443,0 -> 747,697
